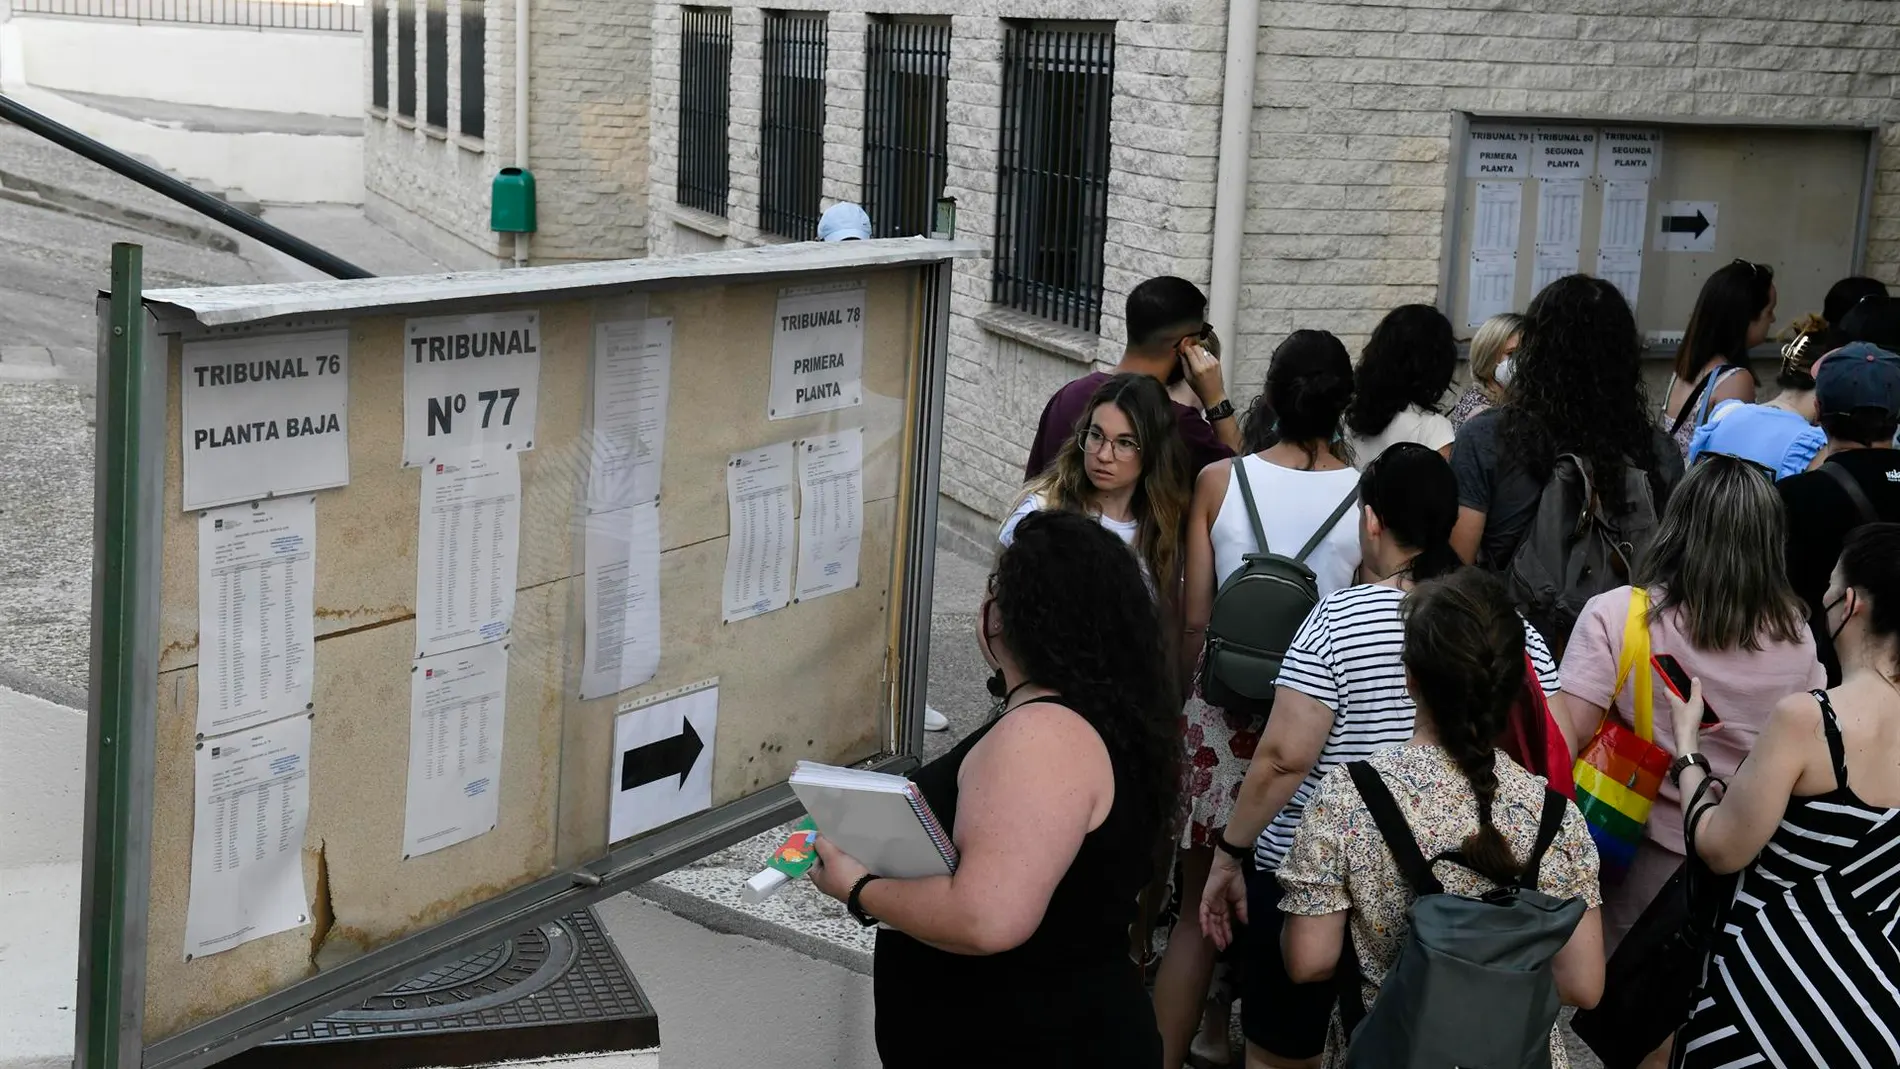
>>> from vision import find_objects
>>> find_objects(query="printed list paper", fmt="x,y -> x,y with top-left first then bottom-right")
795,429 -> 864,603
580,502 -> 663,701
416,452 -> 521,658
587,317 -> 673,512
722,441 -> 796,622
183,713 -> 312,960
403,642 -> 508,858
197,498 -> 317,737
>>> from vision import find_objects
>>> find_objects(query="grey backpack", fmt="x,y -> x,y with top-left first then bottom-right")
1504,453 -> 1658,658
1340,761 -> 1584,1069
1199,458 -> 1358,717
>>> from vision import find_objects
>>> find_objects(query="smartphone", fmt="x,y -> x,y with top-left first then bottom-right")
1653,654 -> 1721,729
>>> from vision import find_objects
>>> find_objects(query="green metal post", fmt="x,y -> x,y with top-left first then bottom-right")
76,242 -> 150,1069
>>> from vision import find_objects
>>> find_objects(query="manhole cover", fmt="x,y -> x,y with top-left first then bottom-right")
223,907 -> 657,1068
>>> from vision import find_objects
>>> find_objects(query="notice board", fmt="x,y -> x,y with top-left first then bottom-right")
90,239 -> 970,1068
1446,119 -> 1875,350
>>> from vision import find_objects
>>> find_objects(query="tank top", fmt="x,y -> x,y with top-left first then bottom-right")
1209,454 -> 1361,596
872,697 -> 1162,1066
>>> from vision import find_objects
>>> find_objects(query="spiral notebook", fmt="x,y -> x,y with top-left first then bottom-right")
789,761 -> 959,878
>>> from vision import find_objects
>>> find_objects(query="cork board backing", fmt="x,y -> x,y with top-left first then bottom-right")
144,265 -> 924,1042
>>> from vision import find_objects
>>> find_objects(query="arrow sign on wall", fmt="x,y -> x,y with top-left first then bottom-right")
620,718 -> 705,791
1662,210 -> 1711,238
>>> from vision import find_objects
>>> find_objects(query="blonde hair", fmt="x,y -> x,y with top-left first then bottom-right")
1468,313 -> 1524,387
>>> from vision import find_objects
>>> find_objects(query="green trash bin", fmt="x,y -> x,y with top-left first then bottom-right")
491,167 -> 537,233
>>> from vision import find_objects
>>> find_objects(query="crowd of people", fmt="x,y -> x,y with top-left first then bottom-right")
808,264 -> 1900,1069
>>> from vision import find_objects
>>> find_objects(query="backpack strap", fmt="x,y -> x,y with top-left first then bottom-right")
1824,461 -> 1878,527
1231,455 -> 1271,555
1518,789 -> 1571,889
1295,486 -> 1360,564
1346,761 -> 1444,897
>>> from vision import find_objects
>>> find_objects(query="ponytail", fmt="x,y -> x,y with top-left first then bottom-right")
1400,569 -> 1529,887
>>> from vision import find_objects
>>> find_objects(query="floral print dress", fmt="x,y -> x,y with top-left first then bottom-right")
1276,744 -> 1602,1069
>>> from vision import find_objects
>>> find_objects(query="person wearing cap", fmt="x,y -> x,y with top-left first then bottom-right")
1779,341 -> 1900,683
817,202 -> 873,242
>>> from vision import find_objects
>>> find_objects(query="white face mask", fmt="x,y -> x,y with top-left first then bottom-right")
1493,358 -> 1514,387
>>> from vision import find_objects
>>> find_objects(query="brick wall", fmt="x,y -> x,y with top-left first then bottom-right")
1238,0 -> 1900,376
365,0 -> 651,266
649,0 -> 1229,520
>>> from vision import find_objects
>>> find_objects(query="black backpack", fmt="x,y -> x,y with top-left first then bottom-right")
1200,458 -> 1357,716
1340,761 -> 1584,1069
1504,453 -> 1659,657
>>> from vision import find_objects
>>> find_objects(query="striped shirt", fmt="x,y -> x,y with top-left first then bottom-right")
1254,583 -> 1562,871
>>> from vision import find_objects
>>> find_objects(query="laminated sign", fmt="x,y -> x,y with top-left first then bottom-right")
769,282 -> 865,420
180,330 -> 350,512
402,310 -> 542,466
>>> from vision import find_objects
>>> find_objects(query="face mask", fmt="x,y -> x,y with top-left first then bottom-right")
1827,590 -> 1854,645
1493,358 -> 1514,387
976,597 -> 1007,697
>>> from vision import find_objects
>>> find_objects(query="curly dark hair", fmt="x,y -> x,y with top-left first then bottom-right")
1345,304 -> 1458,440
1499,274 -> 1663,512
990,510 -> 1182,859
1401,568 -> 1529,887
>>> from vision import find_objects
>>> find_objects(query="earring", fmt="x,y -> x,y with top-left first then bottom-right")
986,669 -> 1007,698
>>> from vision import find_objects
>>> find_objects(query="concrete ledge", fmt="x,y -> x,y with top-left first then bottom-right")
632,882 -> 872,978
973,303 -> 1106,366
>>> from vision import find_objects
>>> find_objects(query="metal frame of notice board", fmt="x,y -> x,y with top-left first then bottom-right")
1438,112 -> 1882,355
73,237 -> 977,1069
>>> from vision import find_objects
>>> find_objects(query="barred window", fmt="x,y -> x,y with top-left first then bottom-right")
677,7 -> 732,216
863,17 -> 949,240
760,11 -> 827,240
396,0 -> 416,118
993,22 -> 1115,332
372,0 -> 388,110
459,0 -> 484,137
424,0 -> 448,128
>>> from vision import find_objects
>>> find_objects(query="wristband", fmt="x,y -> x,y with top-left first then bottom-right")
1668,751 -> 1711,786
1214,834 -> 1252,862
847,873 -> 884,927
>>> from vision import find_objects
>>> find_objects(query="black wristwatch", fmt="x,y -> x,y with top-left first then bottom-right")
1214,834 -> 1252,862
847,873 -> 884,927
1205,399 -> 1236,423
1668,751 -> 1711,786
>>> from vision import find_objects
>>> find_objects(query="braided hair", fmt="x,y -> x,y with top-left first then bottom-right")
1399,568 -> 1528,886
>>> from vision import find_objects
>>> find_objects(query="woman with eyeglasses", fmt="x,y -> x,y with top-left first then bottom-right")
1553,456 -> 1822,952
1000,372 -> 1191,597
1448,312 -> 1523,430
1154,330 -> 1360,1069
1662,260 -> 1778,457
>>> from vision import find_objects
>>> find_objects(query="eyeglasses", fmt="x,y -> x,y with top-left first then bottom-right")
1079,425 -> 1142,460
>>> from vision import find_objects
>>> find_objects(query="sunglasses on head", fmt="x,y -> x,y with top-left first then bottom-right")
1732,258 -> 1773,281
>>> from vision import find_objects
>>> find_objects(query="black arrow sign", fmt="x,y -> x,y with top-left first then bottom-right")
620,719 -> 705,792
1662,210 -> 1711,239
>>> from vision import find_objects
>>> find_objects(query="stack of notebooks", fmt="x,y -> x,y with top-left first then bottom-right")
789,761 -> 959,878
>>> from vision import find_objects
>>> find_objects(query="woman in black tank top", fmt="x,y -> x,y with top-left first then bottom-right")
809,510 -> 1182,1068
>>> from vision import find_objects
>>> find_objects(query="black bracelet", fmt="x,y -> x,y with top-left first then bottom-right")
1214,834 -> 1252,862
1669,751 -> 1711,786
847,873 -> 884,928
1205,399 -> 1236,423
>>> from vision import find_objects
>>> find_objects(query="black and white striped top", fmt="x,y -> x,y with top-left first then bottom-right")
1678,690 -> 1900,1069
1253,583 -> 1561,871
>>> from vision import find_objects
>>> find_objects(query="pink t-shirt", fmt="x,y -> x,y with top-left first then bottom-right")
1560,585 -> 1825,855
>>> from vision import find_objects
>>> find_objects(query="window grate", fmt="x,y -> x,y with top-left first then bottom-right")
863,17 -> 949,240
372,0 -> 389,110
993,22 -> 1115,333
760,10 -> 827,240
677,7 -> 732,217
396,0 -> 416,119
459,0 -> 484,137
424,0 -> 448,128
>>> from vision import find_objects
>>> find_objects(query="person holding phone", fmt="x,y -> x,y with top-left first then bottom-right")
1023,276 -> 1241,480
1552,454 -> 1823,962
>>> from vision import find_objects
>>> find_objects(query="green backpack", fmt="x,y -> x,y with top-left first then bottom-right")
1199,458 -> 1358,717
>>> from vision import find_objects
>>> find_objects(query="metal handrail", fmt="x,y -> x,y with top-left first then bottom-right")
0,93 -> 373,279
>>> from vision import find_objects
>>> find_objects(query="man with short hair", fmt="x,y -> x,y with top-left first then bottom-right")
1778,342 -> 1900,682
1022,276 -> 1242,480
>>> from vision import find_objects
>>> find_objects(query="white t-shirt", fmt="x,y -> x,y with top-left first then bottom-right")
1254,584 -> 1562,870
1347,404 -> 1455,470
999,492 -> 1140,549
1209,455 -> 1362,598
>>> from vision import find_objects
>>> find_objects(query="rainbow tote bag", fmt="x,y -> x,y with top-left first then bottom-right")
1571,587 -> 1673,883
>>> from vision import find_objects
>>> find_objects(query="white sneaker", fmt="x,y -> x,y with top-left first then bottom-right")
924,706 -> 950,732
